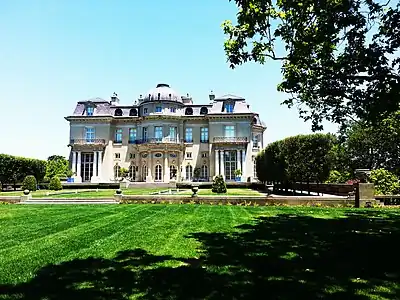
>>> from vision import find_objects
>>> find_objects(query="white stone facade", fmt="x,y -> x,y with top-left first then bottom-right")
65,84 -> 266,183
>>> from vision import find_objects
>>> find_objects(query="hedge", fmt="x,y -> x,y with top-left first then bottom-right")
0,154 -> 46,188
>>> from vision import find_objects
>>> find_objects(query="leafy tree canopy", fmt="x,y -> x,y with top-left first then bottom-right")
45,155 -> 73,179
222,0 -> 400,130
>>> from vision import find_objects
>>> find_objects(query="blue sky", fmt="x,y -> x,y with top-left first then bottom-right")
0,0 -> 337,160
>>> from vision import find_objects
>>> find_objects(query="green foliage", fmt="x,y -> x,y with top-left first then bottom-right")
368,169 -> 400,195
0,154 -> 46,186
45,156 -> 73,179
257,133 -> 334,184
340,113 -> 400,174
119,168 -> 129,178
48,176 -> 63,191
222,0 -> 400,131
325,170 -> 352,184
22,175 -> 37,192
211,175 -> 227,194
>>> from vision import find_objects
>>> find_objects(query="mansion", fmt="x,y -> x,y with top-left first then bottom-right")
65,83 -> 266,183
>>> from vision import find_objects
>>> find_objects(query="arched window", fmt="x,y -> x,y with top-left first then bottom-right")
155,165 -> 162,181
114,108 -> 123,116
185,107 -> 193,115
185,165 -> 193,181
114,164 -> 121,179
129,108 -> 137,116
200,107 -> 208,115
170,165 -> 177,180
201,165 -> 208,179
142,165 -> 148,181
129,165 -> 136,181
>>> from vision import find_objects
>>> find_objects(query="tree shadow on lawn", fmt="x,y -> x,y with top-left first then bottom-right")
1,210 -> 399,300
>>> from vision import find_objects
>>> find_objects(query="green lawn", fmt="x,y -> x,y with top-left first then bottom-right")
0,205 -> 399,299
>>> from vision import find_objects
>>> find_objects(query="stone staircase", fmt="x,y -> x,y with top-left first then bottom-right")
20,198 -> 119,205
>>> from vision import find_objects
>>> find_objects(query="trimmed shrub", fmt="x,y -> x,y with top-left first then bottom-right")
22,175 -> 37,191
49,176 -> 62,191
212,175 -> 227,194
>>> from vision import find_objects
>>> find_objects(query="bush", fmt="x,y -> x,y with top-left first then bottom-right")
49,176 -> 62,191
368,168 -> 400,195
22,175 -> 37,191
212,175 -> 227,194
325,170 -> 352,183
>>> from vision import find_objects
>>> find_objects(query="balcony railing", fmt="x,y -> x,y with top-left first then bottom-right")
213,137 -> 248,144
70,139 -> 106,145
131,137 -> 183,144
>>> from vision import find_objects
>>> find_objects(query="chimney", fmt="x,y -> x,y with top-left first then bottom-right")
110,92 -> 119,105
209,90 -> 215,101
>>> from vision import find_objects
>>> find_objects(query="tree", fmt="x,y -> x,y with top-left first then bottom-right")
222,0 -> 400,131
341,112 -> 400,173
368,168 -> 400,195
22,175 -> 37,192
45,155 -> 73,179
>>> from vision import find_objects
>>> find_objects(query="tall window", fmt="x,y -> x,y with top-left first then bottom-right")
225,103 -> 234,113
185,165 -> 193,181
129,128 -> 137,143
142,127 -> 148,141
155,126 -> 163,141
169,127 -> 177,141
254,159 -> 257,178
155,165 -> 162,181
253,134 -> 259,146
170,165 -> 177,179
129,165 -> 136,181
142,165 -> 148,181
224,125 -> 235,137
114,164 -> 121,179
201,165 -> 208,179
200,127 -> 208,143
185,128 -> 193,142
155,106 -> 162,113
115,128 -> 123,143
86,106 -> 94,116
143,108 -> 148,115
170,107 -> 176,113
224,150 -> 237,181
85,127 -> 95,143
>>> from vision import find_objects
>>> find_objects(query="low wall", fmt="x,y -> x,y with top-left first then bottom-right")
120,195 -> 355,207
274,182 -> 354,196
0,196 -> 20,203
126,182 -> 177,189
61,183 -> 120,190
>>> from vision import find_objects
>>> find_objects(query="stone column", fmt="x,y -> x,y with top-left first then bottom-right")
147,152 -> 153,182
93,152 -> 98,177
71,151 -> 76,174
215,150 -> 219,177
242,150 -> 246,181
97,151 -> 103,181
220,150 -> 225,179
164,152 -> 169,182
236,150 -> 241,173
182,163 -> 186,181
74,151 -> 82,183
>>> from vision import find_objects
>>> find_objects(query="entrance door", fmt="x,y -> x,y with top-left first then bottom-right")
224,150 -> 237,181
155,165 -> 162,181
81,153 -> 94,182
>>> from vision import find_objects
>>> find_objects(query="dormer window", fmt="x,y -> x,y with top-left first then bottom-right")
185,107 -> 193,115
155,106 -> 162,113
200,107 -> 208,115
86,106 -> 94,116
170,107 -> 176,113
225,102 -> 234,113
114,108 -> 123,116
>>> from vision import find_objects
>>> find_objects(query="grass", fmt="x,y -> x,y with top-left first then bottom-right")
0,205 -> 399,299
0,188 -> 263,198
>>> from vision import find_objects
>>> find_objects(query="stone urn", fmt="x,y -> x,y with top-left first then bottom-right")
115,189 -> 122,195
191,185 -> 199,197
23,189 -> 30,195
